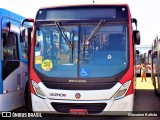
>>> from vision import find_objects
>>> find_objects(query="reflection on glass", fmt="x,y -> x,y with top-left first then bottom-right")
34,22 -> 128,78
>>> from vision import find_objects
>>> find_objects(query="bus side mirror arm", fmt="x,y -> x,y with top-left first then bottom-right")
20,18 -> 34,42
132,18 -> 137,30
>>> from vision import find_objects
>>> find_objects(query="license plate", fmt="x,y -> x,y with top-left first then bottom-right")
69,109 -> 88,115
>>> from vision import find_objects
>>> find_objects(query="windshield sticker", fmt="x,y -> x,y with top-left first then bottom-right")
80,68 -> 88,77
35,51 -> 41,56
36,35 -> 41,42
41,59 -> 53,71
35,56 -> 42,64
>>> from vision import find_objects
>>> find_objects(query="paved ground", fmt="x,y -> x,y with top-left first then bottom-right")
135,77 -> 154,90
134,77 -> 160,112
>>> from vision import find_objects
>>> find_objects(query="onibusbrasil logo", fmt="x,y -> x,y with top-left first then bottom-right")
1,112 -> 42,118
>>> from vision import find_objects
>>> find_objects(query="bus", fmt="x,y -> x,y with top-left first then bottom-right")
151,33 -> 160,96
21,4 -> 140,115
136,45 -> 151,76
135,50 -> 141,76
136,45 -> 151,53
140,49 -> 152,76
0,8 -> 29,112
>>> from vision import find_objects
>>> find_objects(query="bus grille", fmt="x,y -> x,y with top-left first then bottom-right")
51,103 -> 107,114
43,82 -> 116,90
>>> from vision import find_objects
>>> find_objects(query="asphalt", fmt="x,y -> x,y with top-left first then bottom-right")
134,77 -> 160,111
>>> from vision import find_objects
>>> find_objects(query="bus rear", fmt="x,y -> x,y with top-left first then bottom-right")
22,4 -> 140,115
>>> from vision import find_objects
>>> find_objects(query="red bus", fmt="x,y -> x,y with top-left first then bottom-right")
140,49 -> 152,76
21,4 -> 140,115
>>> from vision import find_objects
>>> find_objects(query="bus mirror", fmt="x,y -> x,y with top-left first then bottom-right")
20,18 -> 34,43
133,30 -> 140,45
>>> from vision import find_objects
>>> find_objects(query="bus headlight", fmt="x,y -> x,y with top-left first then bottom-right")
32,80 -> 47,99
111,80 -> 131,100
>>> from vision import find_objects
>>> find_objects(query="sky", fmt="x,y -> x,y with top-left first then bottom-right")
0,0 -> 160,46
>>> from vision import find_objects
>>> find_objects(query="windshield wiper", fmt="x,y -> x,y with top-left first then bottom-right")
55,21 -> 72,48
85,20 -> 105,46
71,30 -> 75,63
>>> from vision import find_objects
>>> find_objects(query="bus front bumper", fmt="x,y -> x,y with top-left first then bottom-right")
31,93 -> 134,115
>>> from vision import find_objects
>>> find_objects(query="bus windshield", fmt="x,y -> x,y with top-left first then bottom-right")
34,21 -> 128,78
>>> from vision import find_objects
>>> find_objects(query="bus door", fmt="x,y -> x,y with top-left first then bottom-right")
20,27 -> 30,94
20,25 -> 33,110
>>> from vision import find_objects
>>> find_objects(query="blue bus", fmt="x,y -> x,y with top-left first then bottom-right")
0,8 -> 29,112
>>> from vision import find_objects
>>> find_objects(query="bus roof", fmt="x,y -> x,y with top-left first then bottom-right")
0,8 -> 25,21
39,4 -> 129,10
36,4 -> 130,21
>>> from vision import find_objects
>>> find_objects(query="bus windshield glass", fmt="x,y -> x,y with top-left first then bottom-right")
34,21 -> 128,78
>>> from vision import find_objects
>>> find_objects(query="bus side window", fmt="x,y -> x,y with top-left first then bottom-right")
3,32 -> 18,60
2,32 -> 7,60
